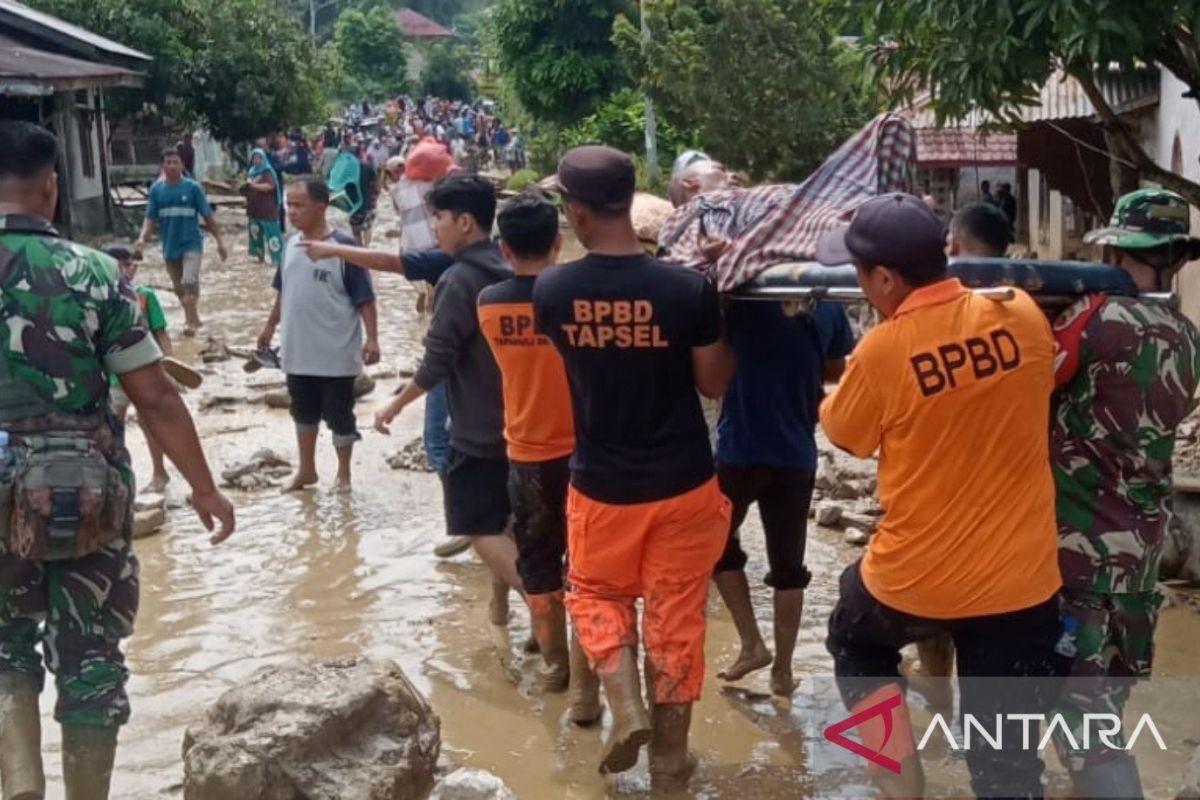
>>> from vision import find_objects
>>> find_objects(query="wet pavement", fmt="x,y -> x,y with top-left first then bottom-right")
29,202 -> 1200,798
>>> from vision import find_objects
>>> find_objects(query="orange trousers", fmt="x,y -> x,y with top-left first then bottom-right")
565,477 -> 730,704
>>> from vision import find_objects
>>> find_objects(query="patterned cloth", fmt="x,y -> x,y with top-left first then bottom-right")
391,177 -> 437,252
248,217 -> 284,265
1053,589 -> 1162,770
1052,295 -> 1200,593
657,113 -> 917,291
0,539 -> 138,727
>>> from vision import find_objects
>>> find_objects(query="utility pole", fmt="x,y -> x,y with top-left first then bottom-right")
641,0 -> 659,179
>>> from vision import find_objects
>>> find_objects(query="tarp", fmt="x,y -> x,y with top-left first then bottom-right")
657,113 -> 918,291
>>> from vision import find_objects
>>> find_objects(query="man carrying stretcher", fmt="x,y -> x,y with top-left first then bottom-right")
817,192 -> 1063,799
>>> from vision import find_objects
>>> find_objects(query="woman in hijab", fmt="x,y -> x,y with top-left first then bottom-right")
244,147 -> 284,265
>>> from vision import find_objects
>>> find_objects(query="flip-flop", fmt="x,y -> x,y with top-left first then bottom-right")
242,355 -> 262,374
254,348 -> 282,370
161,356 -> 203,389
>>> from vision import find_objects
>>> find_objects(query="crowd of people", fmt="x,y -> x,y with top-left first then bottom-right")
0,99 -> 1197,800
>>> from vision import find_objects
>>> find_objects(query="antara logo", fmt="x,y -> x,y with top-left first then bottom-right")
824,699 -> 1168,773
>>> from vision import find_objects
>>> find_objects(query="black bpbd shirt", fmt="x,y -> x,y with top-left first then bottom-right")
533,253 -> 722,504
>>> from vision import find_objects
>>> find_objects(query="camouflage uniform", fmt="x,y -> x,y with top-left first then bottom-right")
1051,190 -> 1200,770
0,213 -> 160,728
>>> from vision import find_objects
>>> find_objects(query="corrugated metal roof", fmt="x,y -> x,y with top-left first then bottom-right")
916,128 -> 1017,167
0,0 -> 149,64
395,8 -> 454,39
902,67 -> 1159,128
1020,69 -> 1159,122
0,31 -> 142,94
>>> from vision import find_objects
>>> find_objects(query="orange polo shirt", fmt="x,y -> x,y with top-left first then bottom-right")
478,275 -> 575,462
819,278 -> 1061,619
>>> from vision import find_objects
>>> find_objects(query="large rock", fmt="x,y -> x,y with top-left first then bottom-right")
1180,744 -> 1200,799
182,658 -> 440,800
430,769 -> 515,800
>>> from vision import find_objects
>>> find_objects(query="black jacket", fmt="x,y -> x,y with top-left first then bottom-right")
413,240 -> 512,459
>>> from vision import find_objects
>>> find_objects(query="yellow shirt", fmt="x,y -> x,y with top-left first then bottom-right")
819,279 -> 1062,618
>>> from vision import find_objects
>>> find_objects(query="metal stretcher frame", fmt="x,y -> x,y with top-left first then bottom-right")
730,257 -> 1175,306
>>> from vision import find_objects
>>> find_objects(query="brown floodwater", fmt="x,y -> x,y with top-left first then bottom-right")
29,201 -> 1200,799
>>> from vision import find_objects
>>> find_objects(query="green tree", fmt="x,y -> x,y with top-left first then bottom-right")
491,0 -> 631,124
845,0 -> 1200,206
421,42 -> 474,100
615,0 -> 873,181
334,5 -> 410,100
27,0 -> 332,141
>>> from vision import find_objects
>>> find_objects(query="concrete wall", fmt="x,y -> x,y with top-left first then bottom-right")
1155,70 -> 1200,325
64,89 -> 104,202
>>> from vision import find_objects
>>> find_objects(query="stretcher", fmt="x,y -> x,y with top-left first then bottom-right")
732,257 -> 1174,307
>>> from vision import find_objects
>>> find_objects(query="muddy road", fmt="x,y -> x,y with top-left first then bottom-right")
32,202 -> 1200,799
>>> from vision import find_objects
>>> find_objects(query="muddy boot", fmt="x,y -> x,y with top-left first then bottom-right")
0,672 -> 45,800
567,634 -> 602,726
61,725 -> 118,800
597,647 -> 652,775
649,703 -> 698,792
528,593 -> 569,692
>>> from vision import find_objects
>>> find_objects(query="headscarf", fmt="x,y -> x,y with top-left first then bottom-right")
249,147 -> 283,209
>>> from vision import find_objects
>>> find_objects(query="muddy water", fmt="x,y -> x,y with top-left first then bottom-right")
30,202 -> 1200,799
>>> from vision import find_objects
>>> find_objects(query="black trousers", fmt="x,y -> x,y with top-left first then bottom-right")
827,560 -> 1064,799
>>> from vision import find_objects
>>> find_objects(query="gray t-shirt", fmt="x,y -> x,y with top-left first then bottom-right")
273,231 -> 375,377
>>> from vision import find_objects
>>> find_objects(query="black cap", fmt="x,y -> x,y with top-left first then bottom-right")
816,193 -> 948,274
557,146 -> 636,213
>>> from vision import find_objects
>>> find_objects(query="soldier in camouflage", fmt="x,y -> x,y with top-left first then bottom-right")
1051,188 -> 1200,798
0,121 -> 236,800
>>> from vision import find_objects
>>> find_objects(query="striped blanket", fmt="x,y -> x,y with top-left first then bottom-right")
657,113 -> 917,291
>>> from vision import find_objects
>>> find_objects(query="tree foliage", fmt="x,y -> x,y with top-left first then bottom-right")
615,0 -> 874,181
491,0 -> 631,124
845,0 -> 1200,205
421,43 -> 475,100
334,5 -> 410,100
27,0 -> 332,141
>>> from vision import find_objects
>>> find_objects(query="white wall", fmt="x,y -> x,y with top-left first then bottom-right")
1155,70 -> 1200,324
65,89 -> 104,202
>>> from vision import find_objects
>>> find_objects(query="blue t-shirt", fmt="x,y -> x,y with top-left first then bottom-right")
146,177 -> 213,260
716,300 -> 855,470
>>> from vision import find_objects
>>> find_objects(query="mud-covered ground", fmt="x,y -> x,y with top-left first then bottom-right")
30,201 -> 1200,799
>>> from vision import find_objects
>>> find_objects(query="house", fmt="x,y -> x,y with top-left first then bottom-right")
0,0 -> 150,235
395,7 -> 454,84
1153,69 -> 1200,324
900,100 -> 1020,233
1015,68 -> 1158,262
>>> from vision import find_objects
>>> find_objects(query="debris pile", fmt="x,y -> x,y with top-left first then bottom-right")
811,440 -> 882,546
220,449 -> 293,490
387,437 -> 435,473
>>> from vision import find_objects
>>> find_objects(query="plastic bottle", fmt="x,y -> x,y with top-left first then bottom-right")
1054,615 -> 1079,658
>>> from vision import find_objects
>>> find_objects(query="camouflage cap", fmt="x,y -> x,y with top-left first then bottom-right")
1084,188 -> 1198,250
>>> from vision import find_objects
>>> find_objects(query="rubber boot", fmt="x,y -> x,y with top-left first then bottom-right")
1072,755 -> 1144,800
528,593 -> 569,692
0,673 -> 45,800
567,634 -> 602,726
61,726 -> 118,800
597,646 -> 652,775
649,703 -> 698,792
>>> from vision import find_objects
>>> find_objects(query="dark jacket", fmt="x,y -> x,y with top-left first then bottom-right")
413,240 -> 512,459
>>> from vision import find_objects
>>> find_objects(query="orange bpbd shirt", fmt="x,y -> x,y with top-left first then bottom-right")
819,278 -> 1061,619
477,275 -> 575,462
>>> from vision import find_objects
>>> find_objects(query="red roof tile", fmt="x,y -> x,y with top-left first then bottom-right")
395,8 -> 454,39
916,128 -> 1017,168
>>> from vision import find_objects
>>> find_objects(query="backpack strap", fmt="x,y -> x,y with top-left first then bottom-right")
1053,292 -> 1107,388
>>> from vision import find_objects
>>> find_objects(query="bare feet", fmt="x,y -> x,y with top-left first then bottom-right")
433,536 -> 473,558
283,472 -> 319,493
718,641 -> 773,682
523,634 -> 540,655
770,666 -> 797,697
141,473 -> 170,494
334,474 -> 351,491
182,326 -> 196,338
